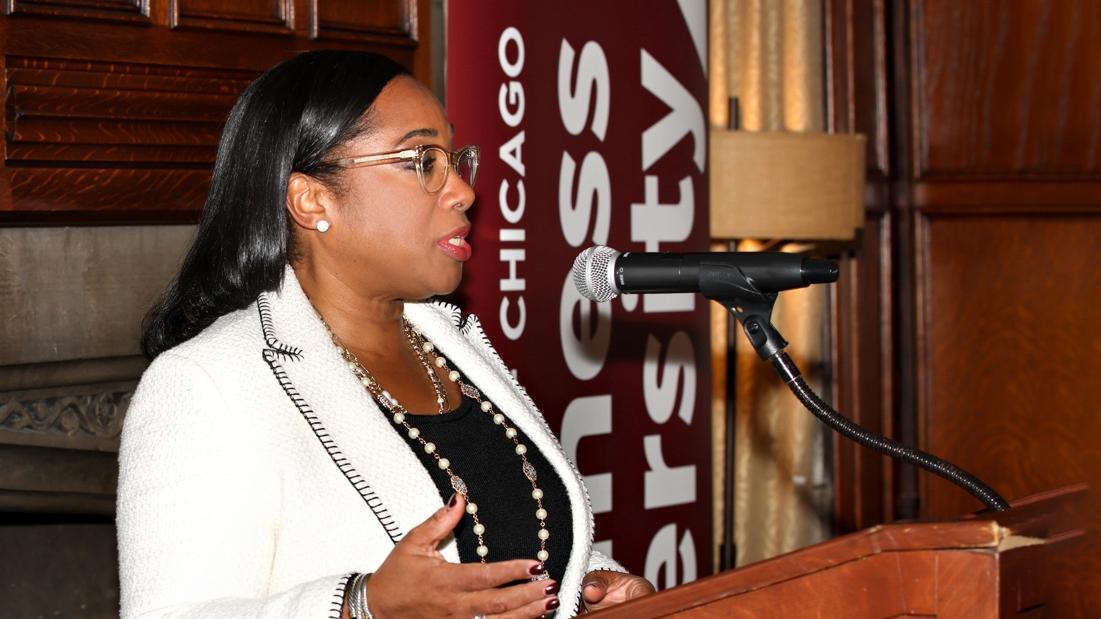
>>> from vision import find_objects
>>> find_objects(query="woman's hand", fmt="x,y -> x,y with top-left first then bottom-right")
581,570 -> 655,612
363,493 -> 560,619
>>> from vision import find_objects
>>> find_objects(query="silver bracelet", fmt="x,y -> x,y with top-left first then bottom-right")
347,572 -> 376,619
347,573 -> 364,619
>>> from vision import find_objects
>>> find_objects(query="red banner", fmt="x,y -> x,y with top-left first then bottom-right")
447,2 -> 711,586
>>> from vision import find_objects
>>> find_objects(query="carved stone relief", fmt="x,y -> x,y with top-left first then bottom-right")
0,382 -> 132,452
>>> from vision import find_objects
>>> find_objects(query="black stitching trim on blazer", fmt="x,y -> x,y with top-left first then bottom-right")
330,573 -> 353,619
256,296 -> 303,361
256,296 -> 404,545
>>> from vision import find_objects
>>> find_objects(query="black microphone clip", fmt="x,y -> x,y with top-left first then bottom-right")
699,262 -> 790,361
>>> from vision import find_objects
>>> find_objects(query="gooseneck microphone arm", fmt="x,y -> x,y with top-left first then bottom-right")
768,352 -> 1011,511
572,245 -> 1010,513
701,258 -> 1011,512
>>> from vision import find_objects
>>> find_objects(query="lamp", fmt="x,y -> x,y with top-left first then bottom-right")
710,130 -> 866,241
710,127 -> 866,571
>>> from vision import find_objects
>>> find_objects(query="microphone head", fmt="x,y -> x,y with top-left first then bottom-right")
572,246 -> 621,302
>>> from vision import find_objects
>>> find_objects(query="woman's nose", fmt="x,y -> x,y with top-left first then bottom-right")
443,173 -> 476,211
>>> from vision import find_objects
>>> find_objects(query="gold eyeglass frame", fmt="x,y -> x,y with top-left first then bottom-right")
331,144 -> 480,194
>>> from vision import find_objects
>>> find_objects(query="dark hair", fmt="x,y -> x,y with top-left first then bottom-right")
141,50 -> 409,359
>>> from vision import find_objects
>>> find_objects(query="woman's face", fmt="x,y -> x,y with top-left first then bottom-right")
316,76 -> 475,301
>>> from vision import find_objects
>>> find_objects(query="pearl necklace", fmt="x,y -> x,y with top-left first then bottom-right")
328,319 -> 551,577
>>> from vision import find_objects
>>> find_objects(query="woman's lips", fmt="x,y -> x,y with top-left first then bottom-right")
437,229 -> 472,261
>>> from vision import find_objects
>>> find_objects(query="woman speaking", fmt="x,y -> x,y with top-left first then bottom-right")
116,50 -> 653,618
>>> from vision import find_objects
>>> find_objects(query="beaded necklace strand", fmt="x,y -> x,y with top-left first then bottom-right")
327,319 -> 551,579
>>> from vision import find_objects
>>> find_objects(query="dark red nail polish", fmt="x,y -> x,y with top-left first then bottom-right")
528,563 -> 546,576
447,493 -> 458,508
544,598 -> 560,611
544,582 -> 559,595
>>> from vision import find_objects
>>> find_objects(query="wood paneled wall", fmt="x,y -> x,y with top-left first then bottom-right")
0,3 -> 431,615
828,1 -> 1101,615
0,0 -> 430,224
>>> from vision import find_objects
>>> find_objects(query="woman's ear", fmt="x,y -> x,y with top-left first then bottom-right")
286,172 -> 333,233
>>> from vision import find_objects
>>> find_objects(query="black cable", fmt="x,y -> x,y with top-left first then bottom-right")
770,351 -> 1010,512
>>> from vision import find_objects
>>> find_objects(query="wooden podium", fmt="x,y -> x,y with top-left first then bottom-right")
590,485 -> 1086,618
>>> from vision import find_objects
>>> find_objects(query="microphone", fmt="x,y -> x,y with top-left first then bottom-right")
572,246 -> 839,302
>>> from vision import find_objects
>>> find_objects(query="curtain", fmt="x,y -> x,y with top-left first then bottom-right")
709,0 -> 832,567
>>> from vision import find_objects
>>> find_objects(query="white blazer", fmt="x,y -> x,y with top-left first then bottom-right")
117,266 -> 623,618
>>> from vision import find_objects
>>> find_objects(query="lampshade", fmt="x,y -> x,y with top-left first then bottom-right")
709,130 -> 866,240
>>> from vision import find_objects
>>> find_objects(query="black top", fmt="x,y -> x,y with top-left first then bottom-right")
393,389 -> 573,585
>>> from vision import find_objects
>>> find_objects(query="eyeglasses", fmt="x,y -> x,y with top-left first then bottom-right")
332,144 -> 480,194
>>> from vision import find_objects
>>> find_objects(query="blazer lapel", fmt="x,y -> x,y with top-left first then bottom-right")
260,269 -> 459,563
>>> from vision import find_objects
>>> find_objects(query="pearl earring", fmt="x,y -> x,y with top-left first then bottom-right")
316,220 -> 330,233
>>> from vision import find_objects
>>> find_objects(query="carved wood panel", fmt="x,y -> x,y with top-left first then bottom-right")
4,0 -> 150,24
825,0 -> 896,530
919,214 -> 1101,617
920,215 -> 1101,509
826,0 -> 889,181
170,0 -> 293,33
4,56 -> 253,216
312,0 -> 413,42
912,0 -> 1101,179
0,0 -> 430,223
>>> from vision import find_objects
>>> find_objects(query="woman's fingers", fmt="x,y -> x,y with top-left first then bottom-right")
581,572 -> 610,604
477,579 -> 561,619
620,576 -> 656,600
441,558 -> 547,590
485,594 -> 561,619
581,570 -> 654,610
373,495 -> 563,618
582,579 -> 607,604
